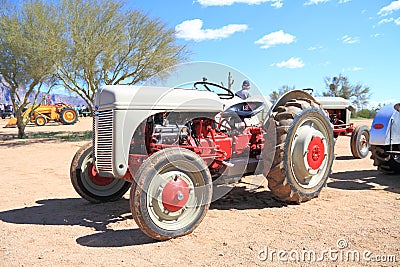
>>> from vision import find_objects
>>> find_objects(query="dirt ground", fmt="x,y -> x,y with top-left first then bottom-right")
0,117 -> 399,266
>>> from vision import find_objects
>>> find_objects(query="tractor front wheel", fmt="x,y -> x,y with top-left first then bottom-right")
70,142 -> 131,203
264,99 -> 334,203
371,145 -> 400,174
130,148 -> 212,240
350,125 -> 370,159
35,115 -> 47,126
60,107 -> 78,125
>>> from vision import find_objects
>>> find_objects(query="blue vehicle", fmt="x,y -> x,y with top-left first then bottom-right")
370,103 -> 400,174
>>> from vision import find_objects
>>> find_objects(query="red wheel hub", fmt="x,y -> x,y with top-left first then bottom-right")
307,136 -> 325,170
360,136 -> 367,146
88,163 -> 114,186
162,176 -> 190,212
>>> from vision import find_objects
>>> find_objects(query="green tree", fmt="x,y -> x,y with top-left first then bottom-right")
1,0 -> 188,138
0,1 -> 64,138
57,0 -> 189,112
352,83 -> 370,110
323,74 -> 352,99
356,109 -> 376,119
324,74 -> 370,110
269,85 -> 295,103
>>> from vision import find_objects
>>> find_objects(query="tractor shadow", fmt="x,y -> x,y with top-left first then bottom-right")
210,182 -> 288,210
328,169 -> 400,194
335,155 -> 358,161
0,197 -> 156,247
0,181 -> 286,248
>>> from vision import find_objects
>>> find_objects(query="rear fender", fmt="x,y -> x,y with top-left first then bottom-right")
271,90 -> 318,112
370,103 -> 400,146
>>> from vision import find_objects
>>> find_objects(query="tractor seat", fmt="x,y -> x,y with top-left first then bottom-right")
223,101 -> 266,119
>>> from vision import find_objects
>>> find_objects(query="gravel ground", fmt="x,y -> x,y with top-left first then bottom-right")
0,118 -> 399,266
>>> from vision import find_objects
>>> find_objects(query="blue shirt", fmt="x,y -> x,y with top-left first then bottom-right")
235,89 -> 250,100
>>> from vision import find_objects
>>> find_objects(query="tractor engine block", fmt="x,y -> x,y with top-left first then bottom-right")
129,112 -> 264,181
152,124 -> 189,145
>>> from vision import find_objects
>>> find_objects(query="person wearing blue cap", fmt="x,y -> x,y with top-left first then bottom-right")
235,80 -> 251,100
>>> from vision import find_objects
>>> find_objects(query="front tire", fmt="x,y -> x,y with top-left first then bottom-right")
35,115 -> 47,126
370,145 -> 400,174
70,142 -> 131,203
264,99 -> 334,203
130,148 -> 212,240
350,125 -> 370,159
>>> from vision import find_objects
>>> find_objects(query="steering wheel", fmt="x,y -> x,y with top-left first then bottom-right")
193,81 -> 234,99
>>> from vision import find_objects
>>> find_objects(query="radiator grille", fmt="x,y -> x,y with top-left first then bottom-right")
94,110 -> 113,174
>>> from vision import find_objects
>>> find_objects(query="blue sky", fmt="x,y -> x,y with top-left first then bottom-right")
128,0 -> 399,108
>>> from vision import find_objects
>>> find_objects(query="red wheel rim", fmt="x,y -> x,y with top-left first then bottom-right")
162,176 -> 190,212
88,163 -> 114,186
307,136 -> 325,170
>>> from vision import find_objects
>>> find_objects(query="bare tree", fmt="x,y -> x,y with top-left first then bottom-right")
324,74 -> 370,110
57,0 -> 189,112
0,1 -> 64,138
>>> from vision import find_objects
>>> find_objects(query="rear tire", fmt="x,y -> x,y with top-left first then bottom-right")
370,145 -> 400,174
350,125 -> 370,159
263,99 -> 334,203
70,142 -> 131,203
60,107 -> 78,125
130,148 -> 212,240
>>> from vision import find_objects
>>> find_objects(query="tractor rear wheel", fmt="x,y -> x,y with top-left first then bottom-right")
263,99 -> 334,203
370,145 -> 400,174
130,148 -> 212,240
60,107 -> 78,125
70,142 -> 131,203
35,115 -> 47,126
350,125 -> 370,159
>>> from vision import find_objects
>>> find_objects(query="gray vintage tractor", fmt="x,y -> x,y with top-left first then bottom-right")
70,80 -> 335,240
302,89 -> 370,159
370,102 -> 400,174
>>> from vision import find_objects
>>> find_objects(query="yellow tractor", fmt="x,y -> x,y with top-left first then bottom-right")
5,102 -> 78,127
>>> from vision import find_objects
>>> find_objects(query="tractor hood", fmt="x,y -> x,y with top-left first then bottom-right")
95,85 -> 227,113
95,85 -> 272,114
315,97 -> 353,110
